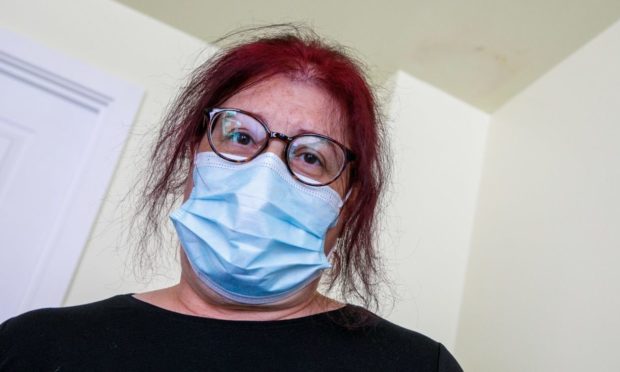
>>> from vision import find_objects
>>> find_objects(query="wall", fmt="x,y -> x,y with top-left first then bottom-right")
456,19 -> 620,372
0,0 -> 209,304
382,71 -> 488,349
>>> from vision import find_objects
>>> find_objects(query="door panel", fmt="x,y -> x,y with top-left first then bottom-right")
0,29 -> 143,321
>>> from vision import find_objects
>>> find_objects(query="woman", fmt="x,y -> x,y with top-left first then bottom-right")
0,28 -> 462,371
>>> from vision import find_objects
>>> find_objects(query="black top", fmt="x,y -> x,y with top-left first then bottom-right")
0,295 -> 462,371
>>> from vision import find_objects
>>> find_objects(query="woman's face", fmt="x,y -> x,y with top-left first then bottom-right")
181,74 -> 349,308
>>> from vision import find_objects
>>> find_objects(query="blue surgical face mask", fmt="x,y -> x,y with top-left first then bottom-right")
170,151 -> 343,305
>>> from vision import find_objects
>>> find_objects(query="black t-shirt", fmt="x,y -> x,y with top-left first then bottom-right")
0,294 -> 462,371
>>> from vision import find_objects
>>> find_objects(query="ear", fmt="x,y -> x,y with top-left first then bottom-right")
340,185 -> 359,220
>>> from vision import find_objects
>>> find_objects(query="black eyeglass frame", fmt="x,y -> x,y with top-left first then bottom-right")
202,107 -> 356,186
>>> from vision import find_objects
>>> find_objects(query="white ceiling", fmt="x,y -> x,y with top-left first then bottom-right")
116,0 -> 620,112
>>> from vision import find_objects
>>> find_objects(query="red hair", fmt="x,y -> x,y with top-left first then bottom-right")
135,26 -> 389,311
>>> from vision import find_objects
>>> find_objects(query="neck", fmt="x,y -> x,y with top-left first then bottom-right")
179,280 -> 327,320
134,279 -> 342,321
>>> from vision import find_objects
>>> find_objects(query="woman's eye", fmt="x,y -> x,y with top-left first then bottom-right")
228,131 -> 253,145
297,151 -> 325,169
302,152 -> 320,165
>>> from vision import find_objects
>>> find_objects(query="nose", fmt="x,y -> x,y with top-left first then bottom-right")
262,133 -> 288,161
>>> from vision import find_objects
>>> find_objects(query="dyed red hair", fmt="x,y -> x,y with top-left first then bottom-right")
135,26 -> 389,311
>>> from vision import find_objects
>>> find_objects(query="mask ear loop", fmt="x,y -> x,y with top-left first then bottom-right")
326,187 -> 353,260
327,245 -> 338,260
342,188 -> 353,203
328,187 -> 352,226
192,151 -> 220,195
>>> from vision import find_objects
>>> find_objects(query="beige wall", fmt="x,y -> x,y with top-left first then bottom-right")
456,19 -> 620,372
383,71 -> 488,350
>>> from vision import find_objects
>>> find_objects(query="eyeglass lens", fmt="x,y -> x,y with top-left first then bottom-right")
209,110 -> 346,185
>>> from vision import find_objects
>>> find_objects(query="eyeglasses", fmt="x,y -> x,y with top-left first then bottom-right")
203,108 -> 356,186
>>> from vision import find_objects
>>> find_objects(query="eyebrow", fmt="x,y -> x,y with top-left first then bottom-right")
289,126 -> 326,137
223,106 -> 343,142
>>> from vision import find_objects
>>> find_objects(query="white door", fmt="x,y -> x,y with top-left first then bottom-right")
0,28 -> 143,321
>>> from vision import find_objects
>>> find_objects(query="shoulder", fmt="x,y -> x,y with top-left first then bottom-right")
329,305 -> 463,372
0,295 -> 136,369
371,317 -> 462,372
1,294 -> 134,335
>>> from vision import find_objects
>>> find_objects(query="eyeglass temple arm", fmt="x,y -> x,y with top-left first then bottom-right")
346,150 -> 356,162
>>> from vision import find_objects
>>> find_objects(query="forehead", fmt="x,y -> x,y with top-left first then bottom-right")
220,75 -> 347,145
